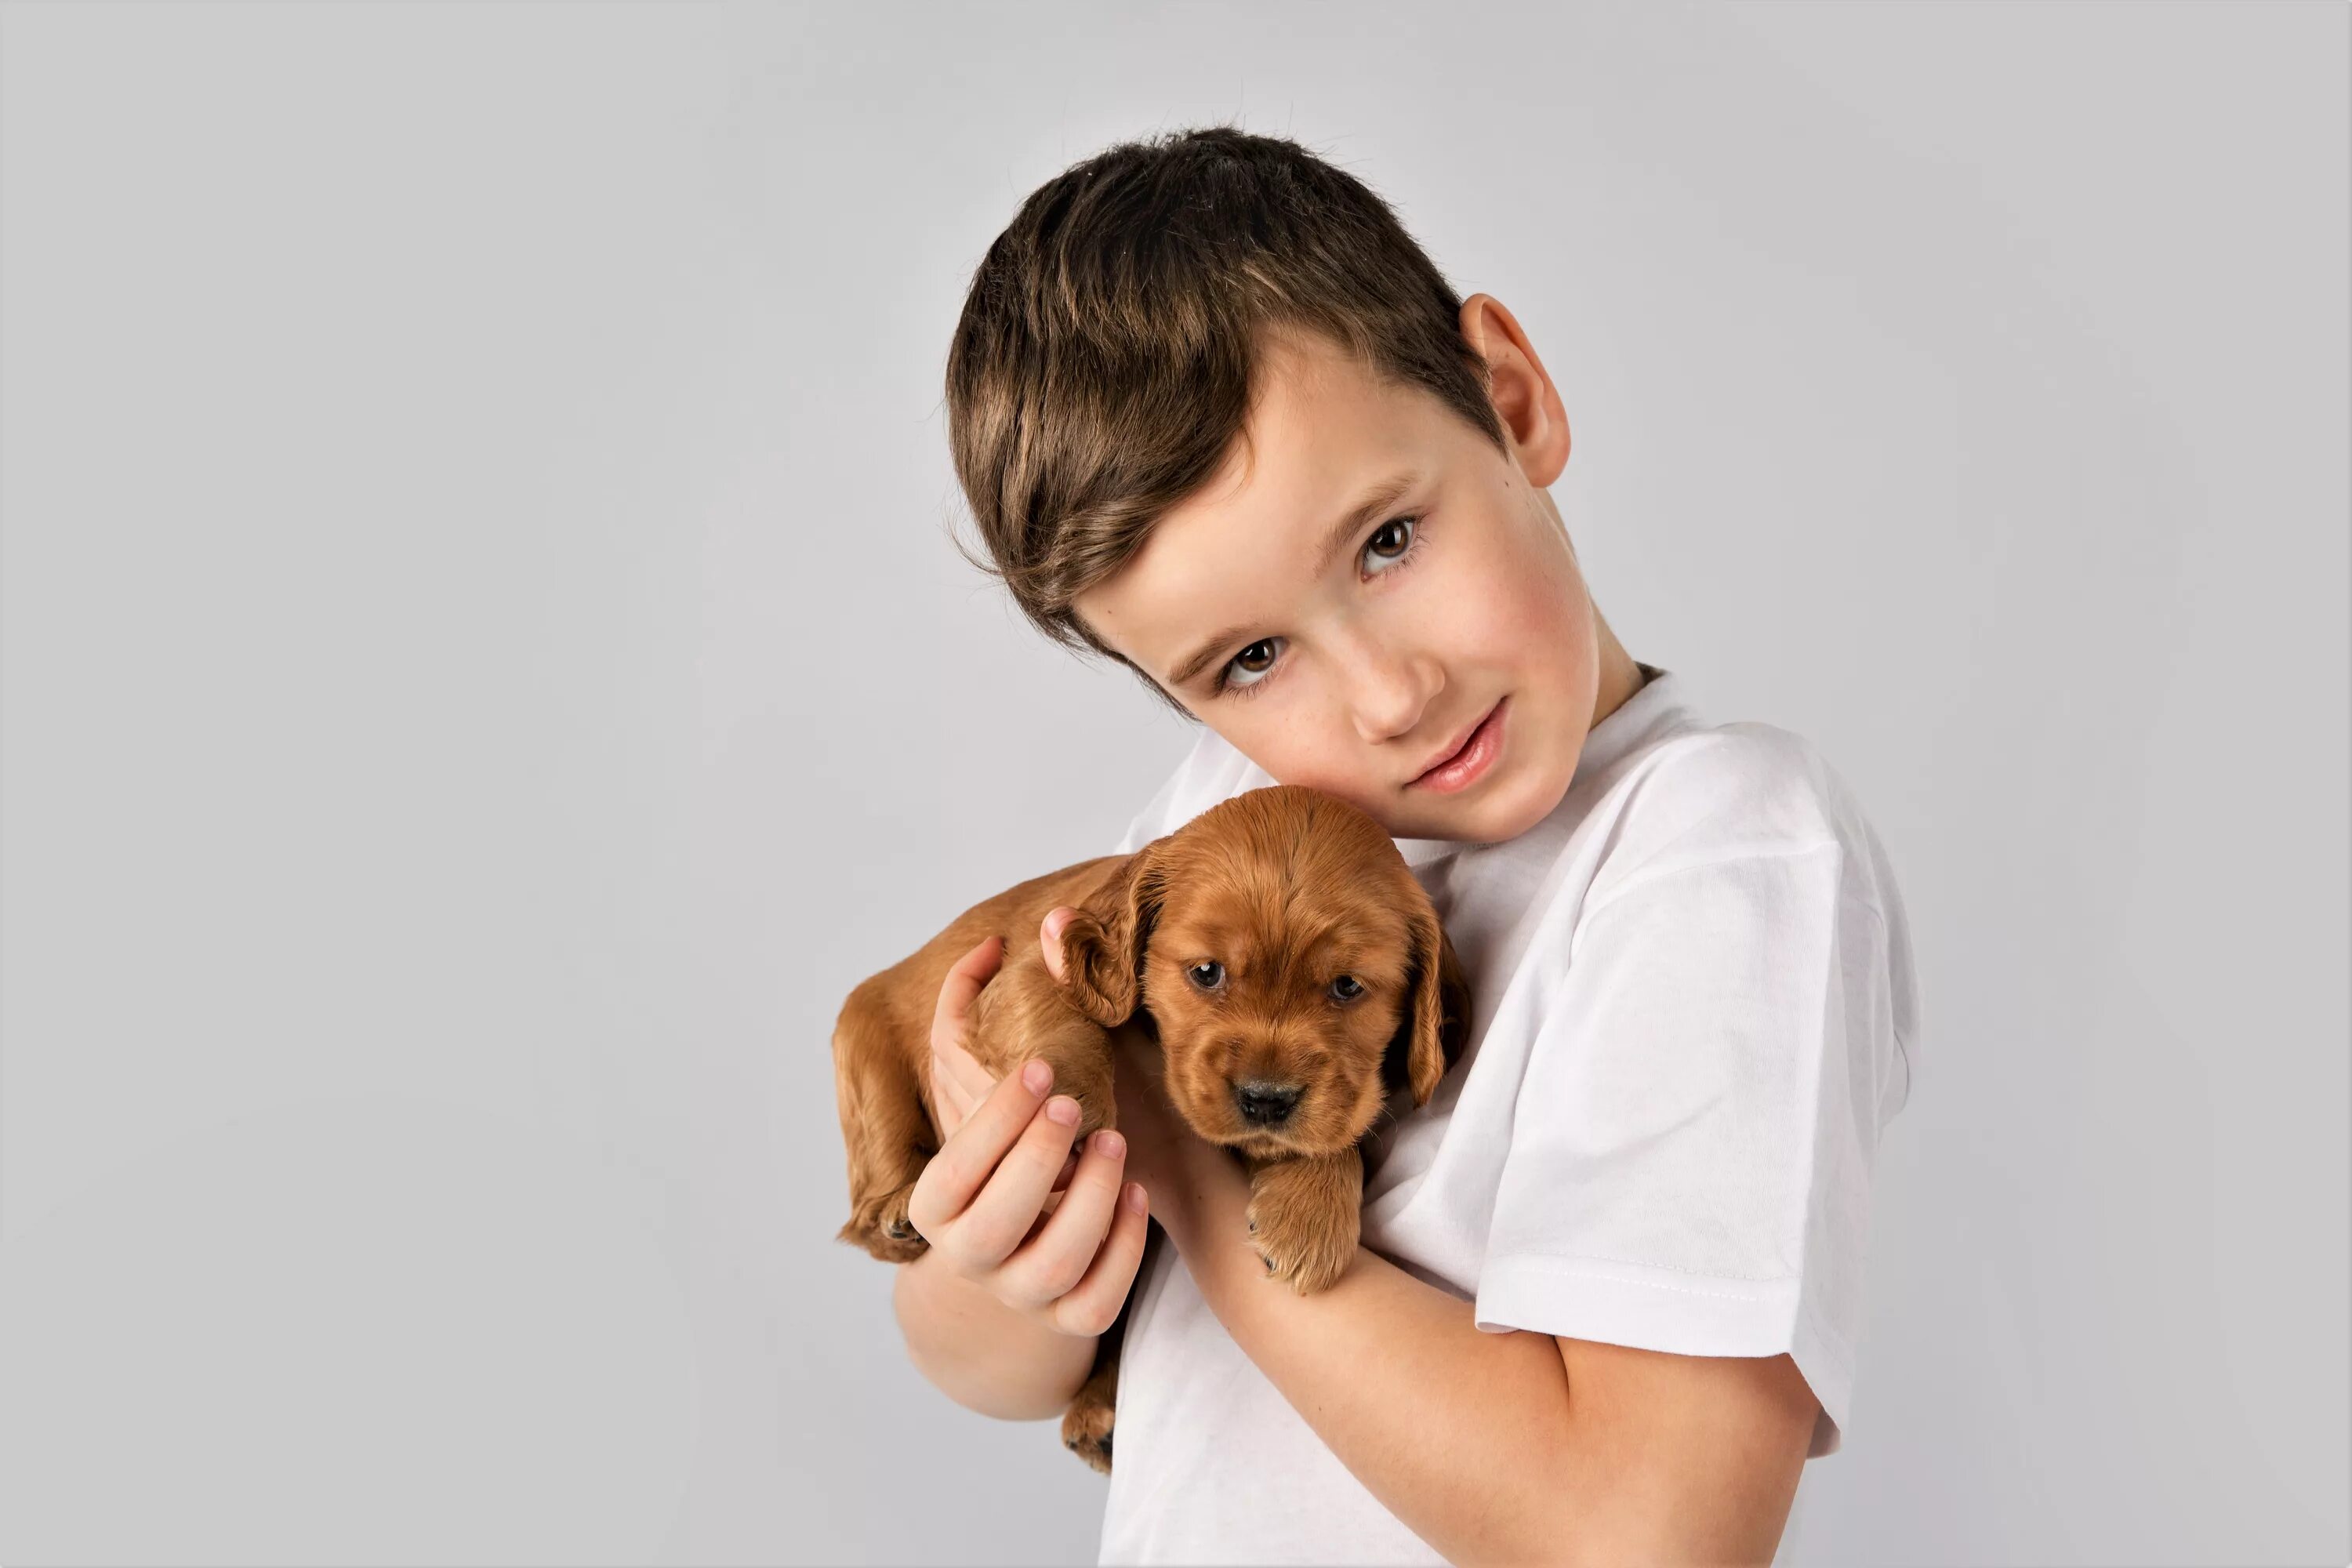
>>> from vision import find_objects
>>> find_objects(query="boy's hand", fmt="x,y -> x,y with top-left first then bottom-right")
905,912 -> 1149,1337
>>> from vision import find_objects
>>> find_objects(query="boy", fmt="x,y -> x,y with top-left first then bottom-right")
893,125 -> 1922,1566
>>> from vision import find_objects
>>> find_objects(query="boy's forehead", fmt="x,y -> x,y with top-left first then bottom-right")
1077,332 -> 1436,678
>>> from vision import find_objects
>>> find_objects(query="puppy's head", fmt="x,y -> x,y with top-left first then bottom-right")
1058,784 -> 1471,1159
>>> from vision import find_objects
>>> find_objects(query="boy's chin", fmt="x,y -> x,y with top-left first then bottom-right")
1406,768 -> 1568,846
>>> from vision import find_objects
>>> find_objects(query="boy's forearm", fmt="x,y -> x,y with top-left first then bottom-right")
892,1247 -> 1097,1421
1155,1156 -> 1579,1566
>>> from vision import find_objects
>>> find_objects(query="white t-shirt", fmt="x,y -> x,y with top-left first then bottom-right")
1094,662 -> 1923,1566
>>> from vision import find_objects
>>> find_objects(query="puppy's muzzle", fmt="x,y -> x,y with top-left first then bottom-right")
1232,1079 -> 1305,1127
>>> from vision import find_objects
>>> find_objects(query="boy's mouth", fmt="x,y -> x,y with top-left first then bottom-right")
1408,696 -> 1507,791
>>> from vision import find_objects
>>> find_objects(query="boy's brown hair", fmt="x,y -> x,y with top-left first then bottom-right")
943,123 -> 1508,718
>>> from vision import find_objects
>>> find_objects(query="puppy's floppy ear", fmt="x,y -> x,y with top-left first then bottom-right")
1396,898 -> 1473,1107
1058,840 -> 1169,1028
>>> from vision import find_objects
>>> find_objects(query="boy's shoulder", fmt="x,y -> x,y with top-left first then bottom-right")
1585,712 -> 1923,1111
1586,715 -> 1899,926
1604,720 -> 1846,851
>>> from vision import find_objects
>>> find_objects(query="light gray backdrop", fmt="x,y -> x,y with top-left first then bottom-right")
2,2 -> 2343,1564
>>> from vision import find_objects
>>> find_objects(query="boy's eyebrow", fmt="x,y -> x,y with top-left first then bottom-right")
1165,468 -> 1424,689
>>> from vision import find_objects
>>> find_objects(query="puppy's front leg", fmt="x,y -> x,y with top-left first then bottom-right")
1243,1149 -> 1363,1294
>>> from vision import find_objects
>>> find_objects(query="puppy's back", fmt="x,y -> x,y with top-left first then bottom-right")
830,851 -> 1136,1261
848,852 -> 1129,1060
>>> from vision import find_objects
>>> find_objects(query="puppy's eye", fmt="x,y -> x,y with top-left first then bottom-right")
1329,975 -> 1365,1002
1188,961 -> 1225,990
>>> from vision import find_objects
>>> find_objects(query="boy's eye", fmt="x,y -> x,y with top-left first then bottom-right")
1213,514 -> 1425,699
1227,640 -> 1279,686
1365,518 -> 1413,562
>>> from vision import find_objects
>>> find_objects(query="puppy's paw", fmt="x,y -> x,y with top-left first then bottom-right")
837,1181 -> 928,1265
1062,1388 -> 1116,1475
1246,1158 -> 1359,1295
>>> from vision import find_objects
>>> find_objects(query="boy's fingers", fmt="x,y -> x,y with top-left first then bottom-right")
1000,1129 -> 1130,1312
930,937 -> 1011,1111
927,1058 -> 976,1136
931,935 -> 1004,1054
931,1042 -> 996,1116
905,1055 -> 1058,1239
946,1091 -> 1087,1268
1048,1181 -> 1150,1337
1040,908 -> 1075,985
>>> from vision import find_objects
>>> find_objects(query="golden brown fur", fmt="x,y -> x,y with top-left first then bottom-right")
832,784 -> 1472,1473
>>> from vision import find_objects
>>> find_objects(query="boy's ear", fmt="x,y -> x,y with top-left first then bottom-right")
1058,841 -> 1168,1028
1393,900 -> 1472,1108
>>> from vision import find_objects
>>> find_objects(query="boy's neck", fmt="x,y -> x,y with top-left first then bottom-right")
1586,616 -> 1649,735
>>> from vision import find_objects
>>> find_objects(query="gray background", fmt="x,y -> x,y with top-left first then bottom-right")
2,2 -> 2343,1564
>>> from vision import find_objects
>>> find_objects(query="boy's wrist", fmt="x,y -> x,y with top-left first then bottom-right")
893,1247 -> 1096,1419
1152,1140 -> 1250,1259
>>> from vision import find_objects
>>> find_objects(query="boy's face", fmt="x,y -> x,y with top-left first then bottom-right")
1075,299 -> 1630,845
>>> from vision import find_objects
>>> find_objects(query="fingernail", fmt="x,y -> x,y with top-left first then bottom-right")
1022,1059 -> 1051,1094
1092,1130 -> 1125,1159
1124,1182 -> 1147,1214
1045,1094 -> 1080,1126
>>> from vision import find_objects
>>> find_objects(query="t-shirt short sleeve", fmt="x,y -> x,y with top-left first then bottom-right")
1473,836 -> 1898,1457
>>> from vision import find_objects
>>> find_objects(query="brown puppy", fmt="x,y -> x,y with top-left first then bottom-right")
832,783 -> 1472,1472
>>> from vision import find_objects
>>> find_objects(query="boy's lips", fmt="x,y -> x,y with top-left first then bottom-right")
1408,697 -> 1506,788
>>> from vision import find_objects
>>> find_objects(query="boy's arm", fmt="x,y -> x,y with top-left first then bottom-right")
1147,1072 -> 1817,1568
893,1246 -> 1098,1421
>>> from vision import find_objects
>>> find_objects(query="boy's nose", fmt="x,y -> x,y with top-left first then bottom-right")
1232,1080 -> 1303,1126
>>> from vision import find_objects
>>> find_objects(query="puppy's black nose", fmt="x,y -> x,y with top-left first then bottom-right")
1233,1080 -> 1302,1126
